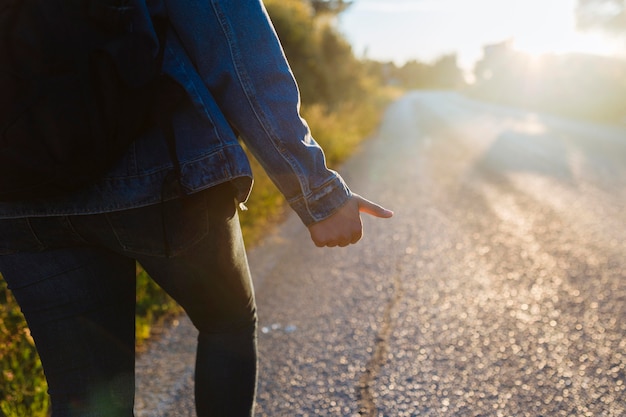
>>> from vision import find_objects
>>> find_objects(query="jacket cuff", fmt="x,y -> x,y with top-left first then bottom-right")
288,172 -> 352,227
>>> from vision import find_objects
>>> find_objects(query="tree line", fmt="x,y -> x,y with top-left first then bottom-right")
469,41 -> 626,124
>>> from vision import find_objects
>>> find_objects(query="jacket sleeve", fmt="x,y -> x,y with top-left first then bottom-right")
165,0 -> 351,225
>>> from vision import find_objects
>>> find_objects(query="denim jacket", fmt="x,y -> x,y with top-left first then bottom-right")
0,0 -> 351,226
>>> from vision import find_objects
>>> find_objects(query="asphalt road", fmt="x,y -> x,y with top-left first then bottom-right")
135,92 -> 626,416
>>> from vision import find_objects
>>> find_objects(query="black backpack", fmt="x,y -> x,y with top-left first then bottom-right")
0,0 -> 176,202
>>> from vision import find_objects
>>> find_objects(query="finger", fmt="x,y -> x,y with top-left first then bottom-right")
311,233 -> 326,247
355,194 -> 394,218
350,230 -> 363,244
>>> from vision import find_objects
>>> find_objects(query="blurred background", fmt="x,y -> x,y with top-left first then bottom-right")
337,0 -> 626,124
267,0 -> 626,125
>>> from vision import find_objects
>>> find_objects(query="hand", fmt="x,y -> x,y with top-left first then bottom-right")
307,194 -> 393,247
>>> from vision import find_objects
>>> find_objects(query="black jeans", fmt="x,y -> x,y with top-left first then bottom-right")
0,184 -> 258,416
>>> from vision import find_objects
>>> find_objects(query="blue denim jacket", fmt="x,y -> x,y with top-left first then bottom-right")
0,0 -> 351,226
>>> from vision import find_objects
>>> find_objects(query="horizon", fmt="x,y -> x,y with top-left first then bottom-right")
337,0 -> 626,71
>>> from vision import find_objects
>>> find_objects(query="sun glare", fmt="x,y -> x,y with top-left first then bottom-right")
490,0 -> 621,58
341,0 -> 625,70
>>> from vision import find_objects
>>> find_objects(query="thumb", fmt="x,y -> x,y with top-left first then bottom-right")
354,194 -> 394,218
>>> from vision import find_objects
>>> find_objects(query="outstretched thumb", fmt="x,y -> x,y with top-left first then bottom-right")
355,194 -> 394,218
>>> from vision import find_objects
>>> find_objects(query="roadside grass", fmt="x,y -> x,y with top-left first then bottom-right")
0,267 -> 183,417
0,92 -> 393,417
0,279 -> 49,417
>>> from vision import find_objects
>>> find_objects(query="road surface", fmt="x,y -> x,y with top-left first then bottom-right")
136,92 -> 626,416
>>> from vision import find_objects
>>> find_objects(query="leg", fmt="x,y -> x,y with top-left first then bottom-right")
0,247 -> 137,417
135,185 -> 258,417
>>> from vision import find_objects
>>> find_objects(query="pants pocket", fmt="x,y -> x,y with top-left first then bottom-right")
0,218 -> 44,255
105,187 -> 225,257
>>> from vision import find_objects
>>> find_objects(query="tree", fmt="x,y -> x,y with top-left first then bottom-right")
576,0 -> 626,34
309,0 -> 353,15
264,0 -> 367,107
431,54 -> 465,89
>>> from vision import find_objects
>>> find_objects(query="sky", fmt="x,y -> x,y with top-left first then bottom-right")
338,0 -> 626,71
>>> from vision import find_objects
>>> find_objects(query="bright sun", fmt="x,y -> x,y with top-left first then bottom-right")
493,0 -> 620,57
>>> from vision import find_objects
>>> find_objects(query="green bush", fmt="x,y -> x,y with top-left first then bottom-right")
0,278 -> 49,417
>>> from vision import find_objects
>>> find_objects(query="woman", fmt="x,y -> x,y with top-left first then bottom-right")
0,0 -> 392,415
